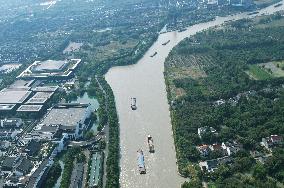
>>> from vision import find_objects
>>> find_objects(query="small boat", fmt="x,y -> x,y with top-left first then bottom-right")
248,11 -> 259,15
137,149 -> 146,174
178,28 -> 187,32
162,40 -> 170,46
150,52 -> 157,57
147,135 -> 155,153
131,97 -> 137,110
274,3 -> 282,7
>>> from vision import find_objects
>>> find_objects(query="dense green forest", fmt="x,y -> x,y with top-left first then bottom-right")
165,14 -> 284,187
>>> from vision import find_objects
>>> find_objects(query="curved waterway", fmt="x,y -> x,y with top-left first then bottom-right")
105,2 -> 284,188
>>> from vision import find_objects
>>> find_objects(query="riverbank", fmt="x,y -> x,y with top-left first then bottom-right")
164,8 -> 284,187
105,1 -> 284,187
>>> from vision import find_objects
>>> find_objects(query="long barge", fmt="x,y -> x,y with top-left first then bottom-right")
162,40 -> 170,46
137,149 -> 146,174
150,52 -> 157,57
131,97 -> 137,110
147,135 -> 155,153
274,3 -> 282,7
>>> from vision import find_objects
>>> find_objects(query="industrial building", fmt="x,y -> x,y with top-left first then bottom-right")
0,80 -> 57,113
17,105 -> 43,112
31,60 -> 68,73
0,89 -> 32,104
40,103 -> 91,139
31,86 -> 59,92
17,59 -> 81,80
25,92 -> 54,104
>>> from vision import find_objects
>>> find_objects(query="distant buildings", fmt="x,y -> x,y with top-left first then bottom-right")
221,141 -> 242,156
196,141 -> 242,158
15,158 -> 33,176
199,156 -> 233,172
198,126 -> 217,138
24,140 -> 41,156
229,0 -> 253,7
17,59 -> 81,80
0,56 -> 88,187
261,135 -> 283,150
32,125 -> 61,140
199,159 -> 218,172
1,137 -> 67,188
218,0 -> 229,6
0,118 -> 23,140
0,79 -> 58,113
0,118 -> 23,129
196,145 -> 210,156
197,124 -> 245,172
207,0 -> 218,9
25,158 -> 51,188
1,156 -> 33,176
209,143 -> 223,152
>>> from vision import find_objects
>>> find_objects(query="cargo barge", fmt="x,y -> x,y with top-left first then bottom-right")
147,135 -> 155,153
248,11 -> 259,15
162,40 -> 170,46
131,97 -> 137,110
137,149 -> 146,174
150,52 -> 157,57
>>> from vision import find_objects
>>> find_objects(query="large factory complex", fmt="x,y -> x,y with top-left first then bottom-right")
0,58 -> 103,188
17,59 -> 81,80
0,79 -> 58,113
0,59 -> 81,113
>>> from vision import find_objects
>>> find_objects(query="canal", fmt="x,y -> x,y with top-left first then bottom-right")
105,2 -> 284,188
72,81 -> 100,132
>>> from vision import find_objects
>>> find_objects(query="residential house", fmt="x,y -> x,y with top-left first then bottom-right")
221,141 -> 242,156
0,118 -> 23,128
32,125 -> 61,140
3,174 -> 25,188
271,135 -> 283,144
1,157 -> 17,174
0,128 -> 20,140
199,159 -> 218,172
0,140 -> 11,150
24,140 -> 41,156
196,145 -> 210,157
209,143 -> 222,151
217,156 -> 233,165
198,126 -> 217,138
25,159 -> 52,188
15,158 -> 33,176
255,155 -> 269,164
261,135 -> 283,150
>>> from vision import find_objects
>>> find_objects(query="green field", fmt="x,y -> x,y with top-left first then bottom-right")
247,64 -> 273,80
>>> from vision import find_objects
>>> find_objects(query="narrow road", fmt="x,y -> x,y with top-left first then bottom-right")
17,120 -> 38,139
